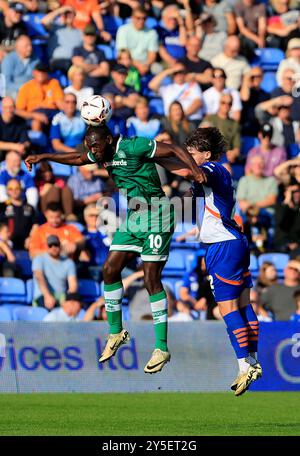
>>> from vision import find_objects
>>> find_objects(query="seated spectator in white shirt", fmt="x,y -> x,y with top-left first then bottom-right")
33,235 -> 78,309
148,63 -> 203,124
126,97 -> 161,139
203,67 -> 242,122
64,65 -> 93,110
211,35 -> 251,90
276,38 -> 300,87
44,292 -> 84,322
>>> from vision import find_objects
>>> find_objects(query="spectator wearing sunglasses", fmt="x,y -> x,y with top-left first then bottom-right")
201,92 -> 241,164
203,68 -> 242,122
115,6 -> 159,76
276,38 -> 300,87
32,234 -> 78,309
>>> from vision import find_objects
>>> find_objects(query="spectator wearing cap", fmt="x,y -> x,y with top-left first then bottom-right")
195,13 -> 227,62
41,5 -> 83,74
0,2 -> 28,55
64,65 -> 94,110
240,66 -> 270,136
179,36 -> 213,92
16,62 -> 64,126
62,0 -> 110,42
149,63 -> 203,125
126,97 -> 162,139
116,6 -> 159,76
72,24 -> 109,95
101,64 -> 138,120
235,0 -> 266,59
43,292 -> 84,322
28,202 -> 84,259
0,96 -> 30,161
155,4 -> 189,67
67,165 -> 104,218
237,155 -> 278,215
203,68 -> 242,122
271,68 -> 300,122
276,38 -> 300,86
1,35 -> 39,99
0,178 -> 38,250
50,93 -> 86,153
0,150 -> 38,208
261,260 -> 300,321
202,92 -> 240,164
211,36 -> 251,90
32,234 -> 78,310
201,0 -> 236,35
245,123 -> 287,177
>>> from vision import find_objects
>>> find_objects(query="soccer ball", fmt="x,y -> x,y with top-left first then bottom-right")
80,95 -> 112,126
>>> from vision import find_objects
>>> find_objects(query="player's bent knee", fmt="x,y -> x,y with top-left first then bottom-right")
103,261 -> 121,284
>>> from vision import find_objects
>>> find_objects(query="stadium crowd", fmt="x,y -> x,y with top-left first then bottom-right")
0,0 -> 299,323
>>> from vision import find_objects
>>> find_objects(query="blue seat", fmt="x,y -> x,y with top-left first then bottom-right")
261,71 -> 277,93
0,278 -> 27,303
13,306 -> 48,321
288,143 -> 300,158
78,279 -> 101,303
49,161 -> 73,178
0,304 -> 26,319
174,280 -> 184,301
258,253 -> 289,276
149,98 -> 164,116
163,250 -> 186,277
241,136 -> 260,156
253,48 -> 285,71
103,15 -> 123,38
23,13 -> 48,38
162,279 -> 176,296
0,307 -> 12,321
26,279 -> 34,304
97,44 -> 115,60
14,250 -> 32,278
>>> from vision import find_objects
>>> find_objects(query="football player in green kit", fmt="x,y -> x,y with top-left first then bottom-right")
25,124 -> 205,374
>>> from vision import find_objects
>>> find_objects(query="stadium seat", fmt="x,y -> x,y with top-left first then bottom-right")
0,278 -> 27,303
174,280 -> 183,301
250,254 -> 259,278
13,306 -> 48,322
49,161 -> 73,178
149,98 -> 164,116
241,136 -> 260,156
78,279 -> 101,304
261,71 -> 277,93
258,253 -> 289,276
23,13 -> 48,38
14,251 -> 32,279
288,143 -> 300,158
26,279 -> 34,304
162,279 -> 176,296
252,48 -> 285,71
102,15 -> 123,38
0,306 -> 12,321
163,250 -> 187,277
97,44 -> 115,60
0,304 -> 26,319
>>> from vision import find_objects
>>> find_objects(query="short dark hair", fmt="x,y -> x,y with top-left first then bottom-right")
46,202 -> 62,213
85,124 -> 113,145
133,6 -> 147,16
185,127 -> 227,161
293,289 -> 300,301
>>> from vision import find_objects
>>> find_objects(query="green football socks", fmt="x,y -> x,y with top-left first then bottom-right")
104,281 -> 123,334
150,290 -> 168,352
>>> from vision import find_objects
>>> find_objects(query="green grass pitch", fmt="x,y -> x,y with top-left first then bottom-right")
0,392 -> 299,436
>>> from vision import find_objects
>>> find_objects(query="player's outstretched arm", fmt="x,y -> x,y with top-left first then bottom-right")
24,150 -> 90,172
155,141 -> 207,184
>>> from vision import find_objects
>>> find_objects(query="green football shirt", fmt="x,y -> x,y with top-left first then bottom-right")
87,136 -> 165,204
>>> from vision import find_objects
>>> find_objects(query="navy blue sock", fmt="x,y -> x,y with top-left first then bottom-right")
240,304 -> 259,354
223,310 -> 249,359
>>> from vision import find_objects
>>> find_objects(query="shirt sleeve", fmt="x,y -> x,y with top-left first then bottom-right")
86,150 -> 97,163
132,137 -> 157,158
32,255 -> 43,272
148,29 -> 159,53
236,177 -> 248,200
16,84 -> 27,110
50,115 -> 62,141
267,177 -> 278,196
66,259 -> 76,277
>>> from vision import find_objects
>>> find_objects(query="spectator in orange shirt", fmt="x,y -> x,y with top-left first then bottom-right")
61,0 -> 111,42
28,202 -> 84,259
16,63 -> 64,126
